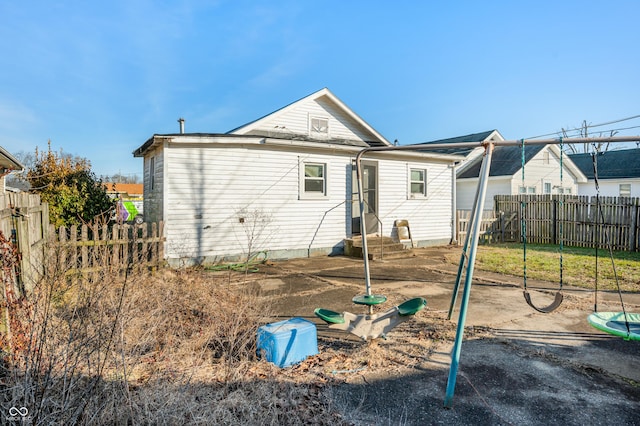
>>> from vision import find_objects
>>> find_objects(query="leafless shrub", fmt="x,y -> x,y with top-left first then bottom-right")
1,228 -> 342,425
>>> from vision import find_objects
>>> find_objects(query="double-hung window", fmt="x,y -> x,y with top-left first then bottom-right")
300,161 -> 327,198
409,168 -> 427,198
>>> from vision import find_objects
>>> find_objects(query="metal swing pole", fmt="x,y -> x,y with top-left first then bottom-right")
447,163 -> 484,320
355,152 -> 373,300
444,142 -> 495,408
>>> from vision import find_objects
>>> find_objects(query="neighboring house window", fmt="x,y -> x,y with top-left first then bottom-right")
528,186 -> 536,194
300,162 -> 327,198
409,168 -> 427,198
519,185 -> 536,194
310,117 -> 329,136
149,156 -> 155,191
620,183 -> 631,197
544,182 -> 552,194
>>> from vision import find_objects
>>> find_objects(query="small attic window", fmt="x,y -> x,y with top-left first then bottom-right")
310,117 -> 329,135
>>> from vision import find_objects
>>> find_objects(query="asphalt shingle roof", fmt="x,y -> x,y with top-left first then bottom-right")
418,130 -> 496,157
569,148 -> 640,179
458,145 -> 545,178
418,130 -> 546,178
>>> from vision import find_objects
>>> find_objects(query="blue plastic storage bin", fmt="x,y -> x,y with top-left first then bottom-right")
257,317 -> 318,368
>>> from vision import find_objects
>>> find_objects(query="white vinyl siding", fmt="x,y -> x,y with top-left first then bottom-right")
576,178 -> 640,197
514,147 -> 577,195
158,143 -> 454,262
163,146 -> 349,261
379,160 -> 453,244
457,178 -> 512,211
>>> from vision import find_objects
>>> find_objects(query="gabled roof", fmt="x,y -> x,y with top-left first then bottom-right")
458,145 -> 545,178
227,87 -> 391,147
569,148 -> 640,179
457,144 -> 587,182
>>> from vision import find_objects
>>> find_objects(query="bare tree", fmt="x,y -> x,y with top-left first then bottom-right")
562,120 -> 617,154
5,150 -> 35,190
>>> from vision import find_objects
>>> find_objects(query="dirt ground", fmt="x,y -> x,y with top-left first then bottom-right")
245,245 -> 640,425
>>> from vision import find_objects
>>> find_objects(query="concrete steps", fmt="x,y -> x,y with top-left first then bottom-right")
344,235 -> 413,260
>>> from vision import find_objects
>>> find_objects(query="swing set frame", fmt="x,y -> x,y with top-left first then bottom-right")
353,135 -> 640,408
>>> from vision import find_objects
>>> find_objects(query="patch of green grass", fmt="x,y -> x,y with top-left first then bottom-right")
473,243 -> 640,292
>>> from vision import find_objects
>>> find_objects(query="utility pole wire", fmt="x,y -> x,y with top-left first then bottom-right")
527,114 -> 640,140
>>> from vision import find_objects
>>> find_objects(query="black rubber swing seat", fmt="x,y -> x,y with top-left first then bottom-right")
523,290 -> 563,314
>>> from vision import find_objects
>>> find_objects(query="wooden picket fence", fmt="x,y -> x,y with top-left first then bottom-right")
52,222 -> 165,280
456,195 -> 640,251
0,192 -> 165,295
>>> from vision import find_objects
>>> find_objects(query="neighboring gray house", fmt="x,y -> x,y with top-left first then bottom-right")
0,146 -> 24,193
569,148 -> 640,198
133,88 -> 462,265
420,130 -> 587,211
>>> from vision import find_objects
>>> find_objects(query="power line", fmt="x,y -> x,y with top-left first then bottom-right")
527,114 -> 640,139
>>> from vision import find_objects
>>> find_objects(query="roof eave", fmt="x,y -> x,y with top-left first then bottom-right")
0,146 -> 24,171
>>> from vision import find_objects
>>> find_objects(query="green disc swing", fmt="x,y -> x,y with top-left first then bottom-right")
520,139 -> 564,313
585,147 -> 640,341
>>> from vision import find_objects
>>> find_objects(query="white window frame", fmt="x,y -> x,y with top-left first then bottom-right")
299,160 -> 328,199
518,185 -> 536,194
408,166 -> 427,199
309,116 -> 329,137
620,183 -> 631,197
544,181 -> 552,194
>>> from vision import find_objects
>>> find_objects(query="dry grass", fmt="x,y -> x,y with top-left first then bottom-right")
0,240 -> 468,425
0,252 -> 355,425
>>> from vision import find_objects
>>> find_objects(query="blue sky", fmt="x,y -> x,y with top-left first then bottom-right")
1,1 -> 639,179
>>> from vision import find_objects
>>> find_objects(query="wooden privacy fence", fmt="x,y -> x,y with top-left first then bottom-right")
460,195 -> 640,251
495,195 -> 640,251
0,192 -> 165,295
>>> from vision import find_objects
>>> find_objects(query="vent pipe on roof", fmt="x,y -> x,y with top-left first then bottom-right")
178,117 -> 185,134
